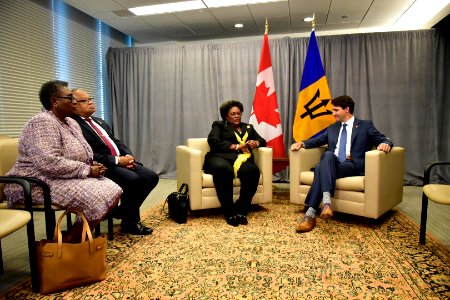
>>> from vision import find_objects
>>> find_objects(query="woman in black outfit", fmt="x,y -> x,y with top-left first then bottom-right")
203,100 -> 266,226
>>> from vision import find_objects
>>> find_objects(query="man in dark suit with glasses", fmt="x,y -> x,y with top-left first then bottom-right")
71,89 -> 159,235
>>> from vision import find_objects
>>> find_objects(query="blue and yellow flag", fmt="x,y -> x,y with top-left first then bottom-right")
293,30 -> 335,142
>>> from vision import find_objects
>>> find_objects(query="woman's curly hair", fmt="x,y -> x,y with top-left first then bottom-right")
39,80 -> 69,110
219,100 -> 244,121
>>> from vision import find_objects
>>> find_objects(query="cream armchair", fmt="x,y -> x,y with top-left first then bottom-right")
289,147 -> 405,219
176,138 -> 273,210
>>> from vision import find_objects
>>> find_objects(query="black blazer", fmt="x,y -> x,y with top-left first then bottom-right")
72,115 -> 133,168
205,121 -> 267,161
303,118 -> 393,175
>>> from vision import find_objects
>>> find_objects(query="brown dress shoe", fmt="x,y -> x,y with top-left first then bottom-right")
320,203 -> 334,219
296,216 -> 316,233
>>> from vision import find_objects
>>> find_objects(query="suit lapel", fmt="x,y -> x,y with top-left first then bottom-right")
351,118 -> 360,144
331,123 -> 341,149
223,122 -> 236,141
92,117 -> 107,131
242,123 -> 249,137
80,117 -> 107,145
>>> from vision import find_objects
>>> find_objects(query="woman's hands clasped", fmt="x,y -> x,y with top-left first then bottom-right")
233,140 -> 260,152
90,163 -> 107,178
245,140 -> 260,149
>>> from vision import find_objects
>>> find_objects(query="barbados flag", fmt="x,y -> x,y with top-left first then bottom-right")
293,29 -> 335,142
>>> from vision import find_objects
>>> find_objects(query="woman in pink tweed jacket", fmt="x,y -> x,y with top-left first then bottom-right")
5,80 -> 122,242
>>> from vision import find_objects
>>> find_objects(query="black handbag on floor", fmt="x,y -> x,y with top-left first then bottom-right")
163,183 -> 189,224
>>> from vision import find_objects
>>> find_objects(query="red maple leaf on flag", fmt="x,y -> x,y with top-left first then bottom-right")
250,29 -> 286,173
252,82 -> 280,127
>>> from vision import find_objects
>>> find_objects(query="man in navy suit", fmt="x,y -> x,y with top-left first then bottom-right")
290,95 -> 393,233
72,89 -> 159,235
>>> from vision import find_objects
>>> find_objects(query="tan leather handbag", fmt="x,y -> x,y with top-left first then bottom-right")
35,209 -> 107,294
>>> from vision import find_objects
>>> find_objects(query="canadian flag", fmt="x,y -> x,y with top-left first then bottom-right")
249,30 -> 286,173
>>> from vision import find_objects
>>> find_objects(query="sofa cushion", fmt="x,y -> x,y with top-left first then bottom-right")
336,176 -> 365,191
299,171 -> 315,185
202,172 -> 263,188
300,171 -> 365,192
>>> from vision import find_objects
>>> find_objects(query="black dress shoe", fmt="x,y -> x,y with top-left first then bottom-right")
121,222 -> 153,235
225,216 -> 239,227
235,214 -> 248,225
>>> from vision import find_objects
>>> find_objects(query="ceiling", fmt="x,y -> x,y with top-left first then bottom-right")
63,0 -> 450,44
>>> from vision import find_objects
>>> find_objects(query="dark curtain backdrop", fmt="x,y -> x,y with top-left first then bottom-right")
106,29 -> 450,185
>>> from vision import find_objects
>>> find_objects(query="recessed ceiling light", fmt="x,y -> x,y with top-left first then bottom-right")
235,23 -> 244,28
304,16 -> 314,22
129,0 -> 287,16
205,0 -> 287,8
129,0 -> 204,16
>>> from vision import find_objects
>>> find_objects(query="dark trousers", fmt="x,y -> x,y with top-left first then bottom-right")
204,157 -> 260,218
305,151 -> 358,210
106,164 -> 159,224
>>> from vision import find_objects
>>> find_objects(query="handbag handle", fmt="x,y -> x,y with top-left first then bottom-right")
54,209 -> 95,258
178,183 -> 189,195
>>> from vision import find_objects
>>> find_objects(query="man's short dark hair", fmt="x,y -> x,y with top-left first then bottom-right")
331,95 -> 354,114
39,80 -> 68,110
219,100 -> 244,121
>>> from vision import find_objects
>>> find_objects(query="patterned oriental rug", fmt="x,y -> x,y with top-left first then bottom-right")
3,192 -> 450,299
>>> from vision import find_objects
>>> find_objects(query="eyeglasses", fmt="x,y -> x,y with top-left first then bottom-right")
74,97 -> 94,104
55,95 -> 76,104
55,95 -> 73,101
229,112 -> 242,117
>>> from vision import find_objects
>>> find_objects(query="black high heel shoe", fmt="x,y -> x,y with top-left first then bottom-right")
225,215 -> 239,227
235,214 -> 248,225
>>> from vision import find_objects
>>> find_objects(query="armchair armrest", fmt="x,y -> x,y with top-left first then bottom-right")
0,176 -> 34,211
364,147 -> 405,218
0,176 -> 54,238
253,146 -> 272,175
295,147 -> 326,172
423,161 -> 450,185
253,147 -> 272,202
176,145 -> 203,210
289,147 -> 326,202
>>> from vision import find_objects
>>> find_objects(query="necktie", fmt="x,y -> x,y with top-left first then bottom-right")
338,123 -> 347,162
85,118 -> 119,156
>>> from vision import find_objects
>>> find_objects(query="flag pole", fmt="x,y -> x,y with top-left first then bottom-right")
265,18 -> 268,34
312,13 -> 315,30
